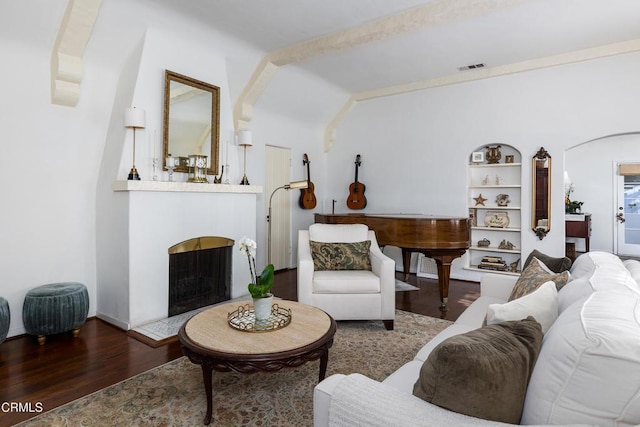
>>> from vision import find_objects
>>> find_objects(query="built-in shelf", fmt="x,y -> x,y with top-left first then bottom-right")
471,226 -> 521,232
469,246 -> 521,254
469,162 -> 522,168
469,185 -> 521,189
474,206 -> 521,210
467,145 -> 522,275
464,266 -> 521,276
113,180 -> 263,194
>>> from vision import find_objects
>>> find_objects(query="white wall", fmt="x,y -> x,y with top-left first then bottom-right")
0,3 -> 113,337
325,51 -> 640,276
250,64 -> 349,270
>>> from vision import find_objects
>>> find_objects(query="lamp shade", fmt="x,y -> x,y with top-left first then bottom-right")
287,180 -> 308,190
124,107 -> 146,129
237,130 -> 253,147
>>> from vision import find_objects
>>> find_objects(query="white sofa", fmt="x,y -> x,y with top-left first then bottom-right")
314,252 -> 640,427
298,224 -> 396,329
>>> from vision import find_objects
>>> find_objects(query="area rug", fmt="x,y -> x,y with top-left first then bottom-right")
16,310 -> 451,427
395,279 -> 419,291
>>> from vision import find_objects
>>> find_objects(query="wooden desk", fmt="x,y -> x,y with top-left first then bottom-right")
565,214 -> 591,252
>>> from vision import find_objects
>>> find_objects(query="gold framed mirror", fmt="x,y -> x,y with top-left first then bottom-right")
163,70 -> 220,175
532,147 -> 551,239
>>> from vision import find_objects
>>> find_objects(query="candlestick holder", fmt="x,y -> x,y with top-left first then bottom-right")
152,158 -> 159,181
223,164 -> 231,184
166,156 -> 178,182
124,107 -> 145,180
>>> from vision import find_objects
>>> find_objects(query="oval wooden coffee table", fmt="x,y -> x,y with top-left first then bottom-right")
178,300 -> 337,425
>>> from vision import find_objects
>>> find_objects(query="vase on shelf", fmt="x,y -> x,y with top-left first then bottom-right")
253,293 -> 273,321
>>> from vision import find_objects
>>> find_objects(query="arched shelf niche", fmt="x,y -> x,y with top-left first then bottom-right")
466,144 -> 522,275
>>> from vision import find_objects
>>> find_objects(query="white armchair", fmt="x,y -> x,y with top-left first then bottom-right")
297,223 -> 396,330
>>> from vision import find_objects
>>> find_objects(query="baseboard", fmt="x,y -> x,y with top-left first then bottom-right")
96,312 -> 130,331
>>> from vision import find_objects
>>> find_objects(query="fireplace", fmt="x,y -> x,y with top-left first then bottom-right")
168,236 -> 233,317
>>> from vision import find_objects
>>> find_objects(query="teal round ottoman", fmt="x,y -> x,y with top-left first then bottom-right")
23,282 -> 89,345
0,297 -> 9,344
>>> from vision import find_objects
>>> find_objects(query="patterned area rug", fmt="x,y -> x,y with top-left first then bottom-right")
17,310 -> 451,427
395,279 -> 419,291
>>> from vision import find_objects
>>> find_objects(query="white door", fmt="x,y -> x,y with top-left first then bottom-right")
265,146 -> 292,270
615,163 -> 640,256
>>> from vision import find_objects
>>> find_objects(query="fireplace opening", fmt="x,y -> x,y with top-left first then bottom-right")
168,236 -> 233,317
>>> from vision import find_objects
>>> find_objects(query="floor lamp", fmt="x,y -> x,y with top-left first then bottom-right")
267,180 -> 308,265
124,107 -> 146,180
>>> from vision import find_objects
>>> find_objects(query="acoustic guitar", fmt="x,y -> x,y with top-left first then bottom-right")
346,154 -> 367,210
299,153 -> 317,209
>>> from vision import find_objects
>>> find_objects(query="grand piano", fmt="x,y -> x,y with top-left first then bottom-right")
314,213 -> 470,314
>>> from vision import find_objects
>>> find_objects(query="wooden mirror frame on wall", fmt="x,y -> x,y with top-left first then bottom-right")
163,70 -> 220,175
532,147 -> 551,240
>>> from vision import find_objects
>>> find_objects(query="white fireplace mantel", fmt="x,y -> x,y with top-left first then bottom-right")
113,180 -> 262,194
97,180 -> 262,331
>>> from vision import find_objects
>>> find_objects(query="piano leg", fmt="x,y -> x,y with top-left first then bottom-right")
433,257 -> 453,317
402,249 -> 466,318
401,249 -> 412,282
429,251 -> 467,318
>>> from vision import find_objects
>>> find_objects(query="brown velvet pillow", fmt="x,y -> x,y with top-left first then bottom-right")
309,240 -> 372,271
509,257 -> 570,301
413,317 -> 543,424
523,249 -> 571,273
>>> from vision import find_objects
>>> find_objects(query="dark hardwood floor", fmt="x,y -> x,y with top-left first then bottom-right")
0,270 -> 479,425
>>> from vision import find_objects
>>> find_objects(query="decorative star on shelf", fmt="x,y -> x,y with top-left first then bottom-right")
474,194 -> 488,206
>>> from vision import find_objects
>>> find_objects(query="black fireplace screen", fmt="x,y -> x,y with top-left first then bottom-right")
168,236 -> 233,317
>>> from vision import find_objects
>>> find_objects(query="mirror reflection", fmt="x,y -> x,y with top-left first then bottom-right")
163,70 -> 220,175
532,147 -> 551,239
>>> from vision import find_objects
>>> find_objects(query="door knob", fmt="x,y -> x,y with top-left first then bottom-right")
616,213 -> 626,223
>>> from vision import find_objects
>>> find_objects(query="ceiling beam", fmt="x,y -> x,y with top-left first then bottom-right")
233,0 -> 528,129
51,0 -> 102,107
323,38 -> 640,151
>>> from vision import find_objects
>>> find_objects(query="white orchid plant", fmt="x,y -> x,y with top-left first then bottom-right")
239,237 -> 274,299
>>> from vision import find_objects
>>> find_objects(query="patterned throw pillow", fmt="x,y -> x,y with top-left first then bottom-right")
309,240 -> 372,271
509,257 -> 570,301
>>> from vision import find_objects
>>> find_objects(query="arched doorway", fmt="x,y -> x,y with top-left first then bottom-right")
565,133 -> 640,256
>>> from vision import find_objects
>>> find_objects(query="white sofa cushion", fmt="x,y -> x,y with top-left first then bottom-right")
557,276 -> 592,313
309,223 -> 369,242
486,281 -> 558,333
522,291 -> 640,426
313,270 -> 380,293
560,252 -> 640,313
330,373 -> 543,427
454,295 -> 505,327
623,259 -> 640,289
569,251 -> 598,278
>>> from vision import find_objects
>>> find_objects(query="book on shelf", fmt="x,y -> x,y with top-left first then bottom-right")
478,255 -> 508,271
477,263 -> 508,271
481,256 -> 504,263
479,261 -> 507,267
